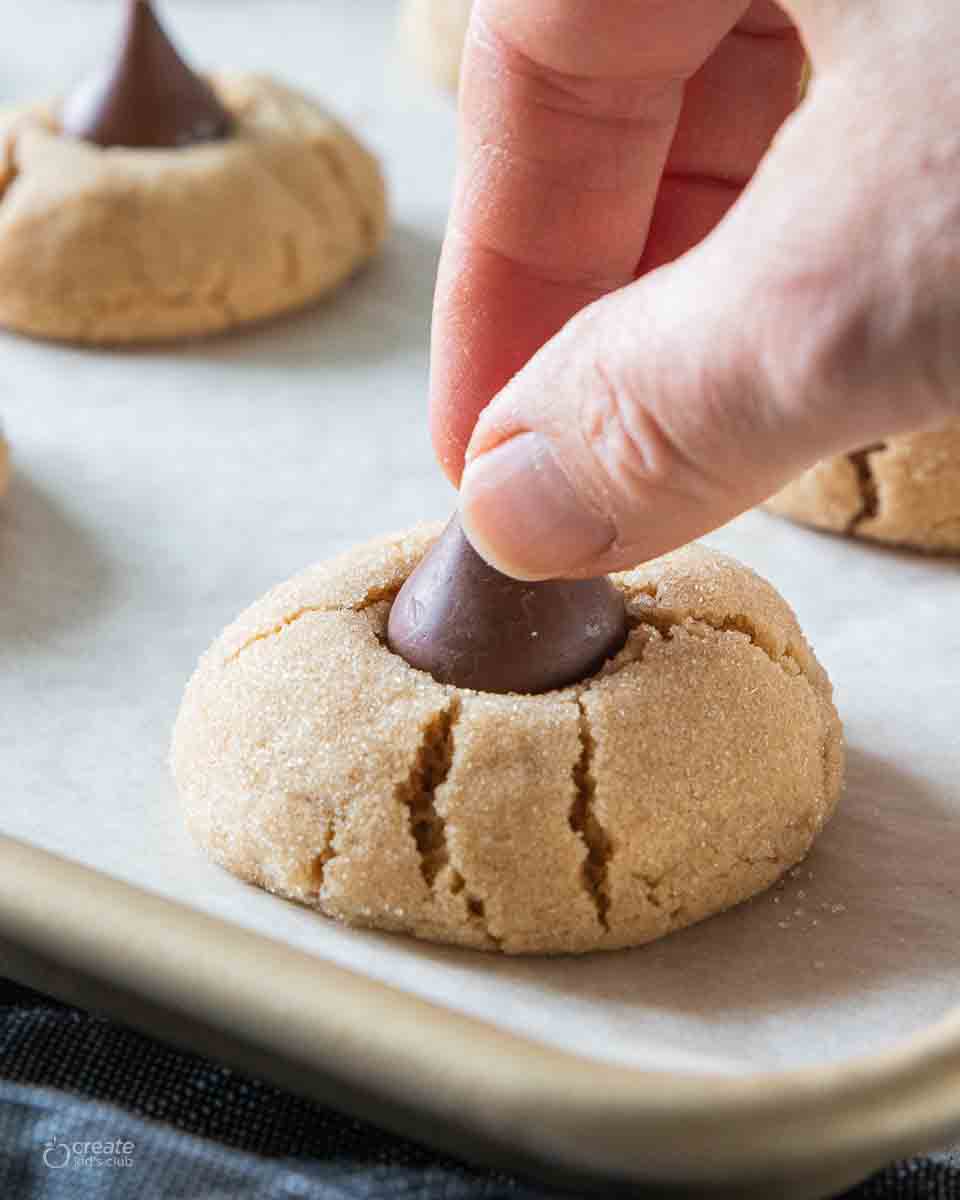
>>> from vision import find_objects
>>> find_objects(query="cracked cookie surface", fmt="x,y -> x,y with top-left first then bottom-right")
172,525 -> 843,955
765,423 -> 960,553
0,73 -> 386,344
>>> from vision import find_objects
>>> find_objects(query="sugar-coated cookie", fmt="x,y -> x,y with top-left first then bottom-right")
173,525 -> 842,955
766,423 -> 960,553
0,74 -> 387,344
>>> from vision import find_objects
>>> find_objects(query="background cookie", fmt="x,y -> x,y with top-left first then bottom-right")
400,0 -> 472,93
766,423 -> 960,552
399,2 -> 810,103
173,526 -> 843,956
0,74 -> 387,344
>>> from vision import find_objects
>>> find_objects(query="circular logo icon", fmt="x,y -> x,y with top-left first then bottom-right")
42,1140 -> 71,1169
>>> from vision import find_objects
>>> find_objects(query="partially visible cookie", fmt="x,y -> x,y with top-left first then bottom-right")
400,0 -> 472,93
173,526 -> 843,956
766,423 -> 960,552
400,3 -> 809,103
0,73 -> 387,344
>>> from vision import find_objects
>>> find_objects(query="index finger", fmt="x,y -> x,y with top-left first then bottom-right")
430,0 -> 751,482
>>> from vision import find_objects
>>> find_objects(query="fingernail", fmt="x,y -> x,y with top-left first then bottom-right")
459,431 -> 615,579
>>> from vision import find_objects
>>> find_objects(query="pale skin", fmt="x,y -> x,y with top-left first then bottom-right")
431,0 -> 960,579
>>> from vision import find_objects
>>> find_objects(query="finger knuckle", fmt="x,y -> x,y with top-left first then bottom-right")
576,356 -> 692,501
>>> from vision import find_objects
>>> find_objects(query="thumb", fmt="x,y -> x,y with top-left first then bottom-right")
458,90 -> 954,580
458,254 -> 798,579
457,275 -> 777,579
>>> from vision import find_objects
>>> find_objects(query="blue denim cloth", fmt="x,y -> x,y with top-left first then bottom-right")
0,981 -> 957,1199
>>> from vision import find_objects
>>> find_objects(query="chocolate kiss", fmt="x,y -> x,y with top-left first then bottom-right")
387,515 -> 628,695
61,0 -> 233,149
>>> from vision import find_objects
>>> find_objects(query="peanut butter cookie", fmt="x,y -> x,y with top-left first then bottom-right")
0,74 -> 387,344
173,526 -> 843,955
766,423 -> 960,553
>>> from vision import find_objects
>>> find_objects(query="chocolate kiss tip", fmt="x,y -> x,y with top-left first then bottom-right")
61,0 -> 233,149
386,516 -> 628,695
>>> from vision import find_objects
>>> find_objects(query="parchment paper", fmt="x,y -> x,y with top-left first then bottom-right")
2,0 -> 959,1078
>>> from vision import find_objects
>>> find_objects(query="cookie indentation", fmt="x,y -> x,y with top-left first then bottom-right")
570,698 -> 611,930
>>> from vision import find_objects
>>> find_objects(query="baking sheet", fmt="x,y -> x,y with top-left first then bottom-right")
3,0 -> 959,1080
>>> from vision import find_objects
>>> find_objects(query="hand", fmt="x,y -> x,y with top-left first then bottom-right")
430,0 -> 960,579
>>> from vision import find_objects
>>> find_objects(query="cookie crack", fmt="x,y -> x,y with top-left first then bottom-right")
622,578 -> 806,676
206,262 -> 238,322
397,700 -> 498,946
846,443 -> 886,532
400,699 -> 459,889
570,698 -> 612,930
250,150 -> 362,280
603,601 -> 836,813
54,272 -> 239,327
0,127 -> 22,208
225,582 -> 403,663
308,823 -> 337,894
623,606 -> 803,680
631,871 -> 665,910
312,139 -> 378,253
617,604 -> 838,826
633,847 -> 784,911
0,161 -> 19,207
